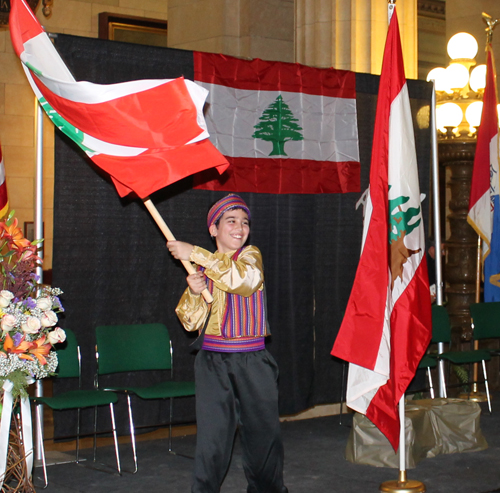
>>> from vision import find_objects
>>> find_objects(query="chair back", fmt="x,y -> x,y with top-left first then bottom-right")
470,302 -> 500,340
55,328 -> 80,379
95,323 -> 172,375
431,305 -> 451,344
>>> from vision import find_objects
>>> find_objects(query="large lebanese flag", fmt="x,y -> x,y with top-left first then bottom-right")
9,0 -> 229,198
467,45 -> 500,301
331,9 -> 431,450
193,53 -> 360,194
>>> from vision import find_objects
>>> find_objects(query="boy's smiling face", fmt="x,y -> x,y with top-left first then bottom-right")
209,208 -> 250,253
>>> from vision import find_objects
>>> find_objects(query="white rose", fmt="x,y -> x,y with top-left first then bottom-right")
40,310 -> 58,328
0,291 -> 14,308
36,297 -> 52,311
1,314 -> 17,333
47,327 -> 66,345
21,316 -> 41,334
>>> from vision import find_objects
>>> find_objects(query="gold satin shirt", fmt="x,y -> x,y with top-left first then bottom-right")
175,245 -> 266,336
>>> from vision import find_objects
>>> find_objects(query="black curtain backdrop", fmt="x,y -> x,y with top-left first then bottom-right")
51,34 -> 432,437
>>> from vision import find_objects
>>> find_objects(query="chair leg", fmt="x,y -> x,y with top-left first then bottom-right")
482,360 -> 492,414
76,408 -> 82,464
35,404 -> 48,489
92,406 -> 97,463
126,394 -> 138,473
109,403 -> 121,474
169,397 -> 173,452
438,361 -> 448,398
426,367 -> 435,399
339,361 -> 347,425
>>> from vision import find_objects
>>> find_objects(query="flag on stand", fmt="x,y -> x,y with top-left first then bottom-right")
467,45 -> 500,302
331,9 -> 431,450
193,53 -> 360,194
9,0 -> 229,199
0,144 -> 8,218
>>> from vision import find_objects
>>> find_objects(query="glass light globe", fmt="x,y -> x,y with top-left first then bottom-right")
437,102 -> 463,129
445,63 -> 470,90
470,65 -> 487,92
426,67 -> 450,92
447,32 -> 478,60
465,101 -> 483,127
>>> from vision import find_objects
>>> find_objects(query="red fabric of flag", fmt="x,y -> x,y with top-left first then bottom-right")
10,0 -> 229,199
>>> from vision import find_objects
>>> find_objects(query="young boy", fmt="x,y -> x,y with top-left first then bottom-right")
167,193 -> 288,493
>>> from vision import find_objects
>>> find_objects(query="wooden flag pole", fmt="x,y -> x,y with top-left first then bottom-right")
143,197 -> 213,304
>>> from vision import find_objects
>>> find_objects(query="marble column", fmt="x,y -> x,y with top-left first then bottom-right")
295,0 -> 418,78
167,0 -> 295,63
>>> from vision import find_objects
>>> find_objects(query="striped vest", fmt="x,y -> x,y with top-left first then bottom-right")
200,247 -> 269,339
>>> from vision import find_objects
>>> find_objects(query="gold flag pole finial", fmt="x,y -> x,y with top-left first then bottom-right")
482,12 -> 499,45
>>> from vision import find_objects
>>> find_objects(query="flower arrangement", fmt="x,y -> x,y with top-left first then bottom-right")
0,212 -> 65,398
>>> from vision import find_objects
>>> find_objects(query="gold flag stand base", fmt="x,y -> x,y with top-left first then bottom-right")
458,390 -> 488,403
380,472 -> 426,492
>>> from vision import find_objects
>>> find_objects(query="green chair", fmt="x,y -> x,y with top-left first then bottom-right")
413,305 -> 449,399
432,305 -> 492,412
469,302 -> 500,356
95,323 -> 196,472
32,328 -> 121,488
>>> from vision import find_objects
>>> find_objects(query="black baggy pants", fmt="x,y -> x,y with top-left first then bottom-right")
192,349 -> 288,493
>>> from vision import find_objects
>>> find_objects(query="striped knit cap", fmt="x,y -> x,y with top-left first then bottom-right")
207,194 -> 251,230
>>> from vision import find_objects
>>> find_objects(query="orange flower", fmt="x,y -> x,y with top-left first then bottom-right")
4,333 -> 31,354
19,245 -> 41,263
3,333 -> 51,365
0,218 -> 31,251
20,335 -> 51,365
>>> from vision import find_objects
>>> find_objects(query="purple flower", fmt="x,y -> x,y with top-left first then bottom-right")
53,297 -> 64,312
13,332 -> 22,346
24,298 -> 36,310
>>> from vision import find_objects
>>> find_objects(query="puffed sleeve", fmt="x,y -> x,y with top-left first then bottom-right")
190,245 -> 264,296
175,287 -> 210,332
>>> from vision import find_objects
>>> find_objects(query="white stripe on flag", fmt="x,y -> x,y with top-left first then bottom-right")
388,83 -> 425,304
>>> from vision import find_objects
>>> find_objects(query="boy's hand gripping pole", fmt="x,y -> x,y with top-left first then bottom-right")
143,197 -> 213,303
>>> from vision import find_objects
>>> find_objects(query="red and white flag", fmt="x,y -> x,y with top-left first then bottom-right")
467,45 -> 500,302
9,0 -> 229,198
193,53 -> 360,194
331,9 -> 431,450
0,144 -> 8,218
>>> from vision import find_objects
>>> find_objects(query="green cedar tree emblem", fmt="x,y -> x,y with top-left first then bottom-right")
388,188 -> 422,289
39,97 -> 93,152
252,95 -> 303,156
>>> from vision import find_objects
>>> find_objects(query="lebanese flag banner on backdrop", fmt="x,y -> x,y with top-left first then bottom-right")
0,144 -> 8,218
331,9 -> 431,450
467,45 -> 500,301
193,52 -> 360,194
9,0 -> 229,199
